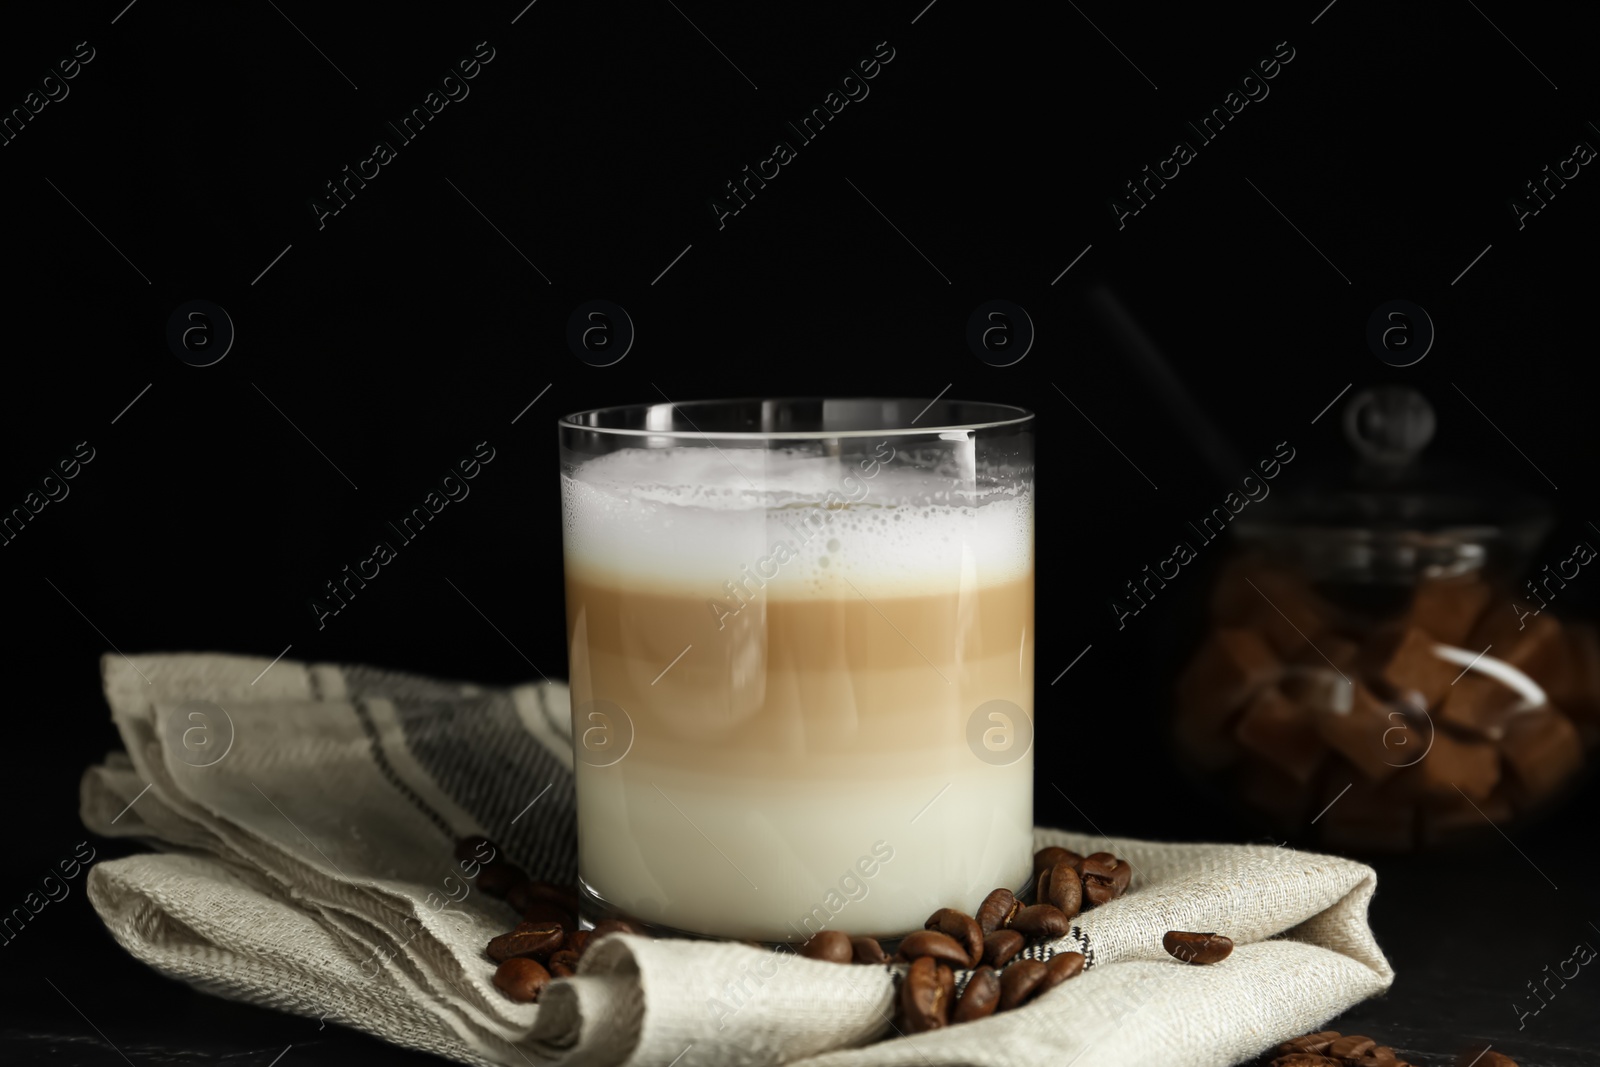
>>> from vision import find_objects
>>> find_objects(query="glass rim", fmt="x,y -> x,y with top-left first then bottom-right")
558,396 -> 1034,441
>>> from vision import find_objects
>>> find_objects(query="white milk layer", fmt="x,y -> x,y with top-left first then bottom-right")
576,759 -> 1034,941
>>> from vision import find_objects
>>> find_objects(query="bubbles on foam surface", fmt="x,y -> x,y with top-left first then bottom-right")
562,447 -> 1032,595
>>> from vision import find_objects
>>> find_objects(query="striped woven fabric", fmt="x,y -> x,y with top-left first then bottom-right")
80,652 -> 1393,1067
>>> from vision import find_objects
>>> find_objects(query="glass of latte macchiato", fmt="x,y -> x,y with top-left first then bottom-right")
559,398 -> 1035,942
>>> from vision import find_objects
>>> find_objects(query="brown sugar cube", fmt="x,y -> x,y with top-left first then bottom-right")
1383,728 -> 1499,801
1311,683 -> 1403,783
1372,626 -> 1459,709
1174,628 -> 1278,769
1470,610 -> 1570,693
1407,575 -> 1493,645
1552,623 -> 1600,739
1288,633 -> 1360,674
1283,664 -> 1357,715
1211,561 -> 1329,656
1500,710 -> 1584,807
1438,672 -> 1527,741
1176,628 -> 1278,722
1283,637 -> 1361,713
1317,778 -> 1416,852
1234,687 -> 1326,784
1236,759 -> 1314,830
1418,786 -> 1514,845
1352,621 -> 1402,679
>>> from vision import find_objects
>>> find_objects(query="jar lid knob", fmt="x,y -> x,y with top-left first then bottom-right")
1343,385 -> 1435,466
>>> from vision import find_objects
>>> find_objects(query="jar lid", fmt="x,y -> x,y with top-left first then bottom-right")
1232,386 -> 1551,583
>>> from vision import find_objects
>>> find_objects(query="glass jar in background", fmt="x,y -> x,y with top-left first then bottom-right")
560,398 -> 1035,941
1171,386 -> 1597,851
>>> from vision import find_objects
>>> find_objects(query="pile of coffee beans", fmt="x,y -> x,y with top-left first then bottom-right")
466,838 -> 1217,1019
1252,1031 -> 1519,1067
461,836 -> 647,1003
785,845 -> 1147,1032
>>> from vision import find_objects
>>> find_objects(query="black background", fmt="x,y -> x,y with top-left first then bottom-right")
3,1 -> 1598,1064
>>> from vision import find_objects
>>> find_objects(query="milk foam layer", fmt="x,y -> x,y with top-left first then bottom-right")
562,446 -> 1032,596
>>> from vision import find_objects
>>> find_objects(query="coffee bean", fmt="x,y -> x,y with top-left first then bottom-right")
851,936 -> 888,966
546,949 -> 580,978
1008,904 -> 1070,940
1079,853 -> 1118,910
937,963 -> 954,1010
1036,861 -> 1082,918
897,929 -> 972,968
981,929 -> 1025,968
487,921 -> 565,963
951,966 -> 1000,1023
454,835 -> 497,863
924,908 -> 983,967
1162,930 -> 1233,965
591,918 -> 644,939
899,956 -> 949,1033
997,958 -> 1049,1011
563,929 -> 592,957
798,930 -> 852,964
1328,1035 -> 1376,1058
493,957 -> 550,1003
1110,859 -> 1132,898
509,879 -> 581,918
1032,846 -> 1083,879
1082,874 -> 1116,909
1080,852 -> 1117,880
476,861 -> 527,899
1036,950 -> 1085,997
1277,1032 -> 1340,1054
975,888 -> 1020,936
1267,1030 -> 1435,1067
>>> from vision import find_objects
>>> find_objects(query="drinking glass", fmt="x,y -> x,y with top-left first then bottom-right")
559,397 -> 1034,942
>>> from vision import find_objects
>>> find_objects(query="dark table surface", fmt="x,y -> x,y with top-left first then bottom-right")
5,815 -> 1596,1067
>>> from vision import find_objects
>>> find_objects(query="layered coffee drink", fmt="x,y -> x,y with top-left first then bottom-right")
560,401 -> 1034,942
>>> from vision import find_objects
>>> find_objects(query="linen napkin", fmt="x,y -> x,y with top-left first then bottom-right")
80,652 -> 1394,1066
